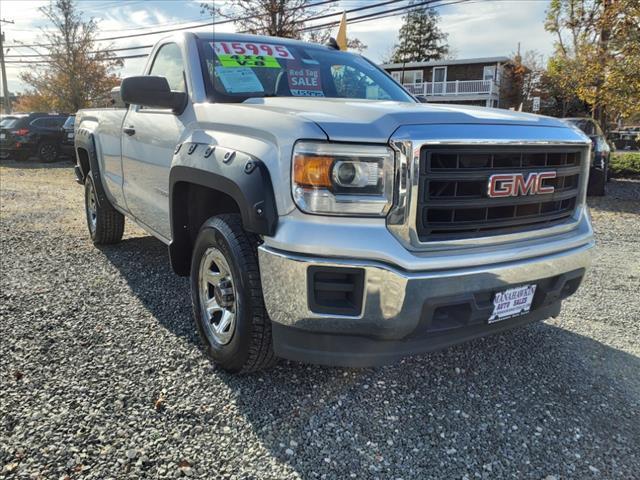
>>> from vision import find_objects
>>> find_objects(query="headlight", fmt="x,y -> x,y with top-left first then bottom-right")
292,141 -> 394,216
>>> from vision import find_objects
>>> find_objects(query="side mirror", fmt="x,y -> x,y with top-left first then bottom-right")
120,76 -> 187,114
415,95 -> 428,103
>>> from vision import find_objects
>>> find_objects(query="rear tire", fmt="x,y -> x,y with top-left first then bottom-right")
190,214 -> 276,373
84,174 -> 125,244
38,142 -> 59,163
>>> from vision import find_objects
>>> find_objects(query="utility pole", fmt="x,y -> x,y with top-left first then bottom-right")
0,18 -> 15,114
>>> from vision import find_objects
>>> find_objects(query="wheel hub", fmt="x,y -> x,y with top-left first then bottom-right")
214,278 -> 234,308
198,247 -> 237,345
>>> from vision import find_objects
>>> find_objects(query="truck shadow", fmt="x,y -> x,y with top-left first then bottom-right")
586,177 -> 640,215
99,234 -> 640,478
0,158 -> 74,169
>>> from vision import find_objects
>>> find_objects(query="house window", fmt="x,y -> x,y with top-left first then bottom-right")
396,70 -> 423,84
483,65 -> 496,81
432,67 -> 447,94
391,71 -> 402,83
432,66 -> 447,83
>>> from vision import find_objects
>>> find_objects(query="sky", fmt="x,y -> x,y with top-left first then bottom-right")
0,0 -> 556,94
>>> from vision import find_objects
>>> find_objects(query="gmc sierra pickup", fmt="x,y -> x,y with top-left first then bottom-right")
74,32 -> 595,373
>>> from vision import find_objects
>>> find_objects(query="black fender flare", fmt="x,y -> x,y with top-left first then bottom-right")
75,130 -> 108,208
168,144 -> 278,275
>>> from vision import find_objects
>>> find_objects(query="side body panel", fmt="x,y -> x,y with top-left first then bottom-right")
121,108 -> 190,239
75,108 -> 128,210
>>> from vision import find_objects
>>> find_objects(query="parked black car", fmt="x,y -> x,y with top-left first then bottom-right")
0,112 -> 69,162
60,114 -> 76,158
563,117 -> 610,196
0,115 -> 23,159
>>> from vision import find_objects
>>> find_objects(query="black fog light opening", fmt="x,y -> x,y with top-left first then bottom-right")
307,266 -> 365,316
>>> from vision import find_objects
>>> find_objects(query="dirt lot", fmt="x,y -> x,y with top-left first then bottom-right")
1,160 -> 639,479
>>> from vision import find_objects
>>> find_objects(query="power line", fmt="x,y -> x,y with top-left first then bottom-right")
5,44 -> 154,58
4,0 -> 402,59
5,53 -> 149,64
98,17 -> 207,33
300,0 -> 461,32
316,0 -> 471,30
4,0 -> 465,64
290,0 -> 408,24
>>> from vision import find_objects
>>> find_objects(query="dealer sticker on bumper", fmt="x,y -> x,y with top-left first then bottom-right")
489,284 -> 537,323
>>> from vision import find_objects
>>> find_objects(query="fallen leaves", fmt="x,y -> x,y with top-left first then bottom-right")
154,393 -> 166,412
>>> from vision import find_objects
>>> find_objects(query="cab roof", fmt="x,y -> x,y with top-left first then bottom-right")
194,31 -> 336,52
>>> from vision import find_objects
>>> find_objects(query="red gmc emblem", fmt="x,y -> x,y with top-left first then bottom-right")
488,172 -> 557,198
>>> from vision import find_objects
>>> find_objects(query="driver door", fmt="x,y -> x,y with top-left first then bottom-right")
121,42 -> 187,241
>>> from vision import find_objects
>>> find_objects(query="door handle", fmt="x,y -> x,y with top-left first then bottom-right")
123,126 -> 136,136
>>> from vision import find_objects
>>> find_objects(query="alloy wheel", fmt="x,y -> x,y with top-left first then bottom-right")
85,180 -> 97,233
39,144 -> 57,162
198,247 -> 237,345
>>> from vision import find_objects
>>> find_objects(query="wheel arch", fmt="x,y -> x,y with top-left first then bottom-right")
169,159 -> 277,276
74,130 -> 109,208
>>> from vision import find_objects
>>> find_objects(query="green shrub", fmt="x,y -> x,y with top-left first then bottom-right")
610,152 -> 640,177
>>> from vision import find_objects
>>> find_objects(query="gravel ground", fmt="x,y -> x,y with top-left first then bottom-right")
1,160 -> 639,480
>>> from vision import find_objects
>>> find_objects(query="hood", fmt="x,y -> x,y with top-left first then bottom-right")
241,97 -> 571,143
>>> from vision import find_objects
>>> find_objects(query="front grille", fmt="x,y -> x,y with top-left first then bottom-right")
417,146 -> 583,240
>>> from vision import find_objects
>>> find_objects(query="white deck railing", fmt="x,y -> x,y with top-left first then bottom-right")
403,79 -> 495,96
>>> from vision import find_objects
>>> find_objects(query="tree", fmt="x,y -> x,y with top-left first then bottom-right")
305,29 -> 367,53
391,3 -> 448,63
202,1 -> 368,51
12,92 -> 56,112
544,0 -> 640,127
202,0 -> 325,39
19,0 -> 121,113
500,50 -> 544,111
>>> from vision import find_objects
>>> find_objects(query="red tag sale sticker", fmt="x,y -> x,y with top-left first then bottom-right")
287,67 -> 324,97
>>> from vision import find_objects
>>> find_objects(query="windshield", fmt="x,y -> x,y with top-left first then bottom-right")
63,116 -> 75,129
566,118 -> 600,136
0,117 -> 20,128
199,39 -> 413,103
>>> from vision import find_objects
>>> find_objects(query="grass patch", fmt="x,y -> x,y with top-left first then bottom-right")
610,151 -> 640,177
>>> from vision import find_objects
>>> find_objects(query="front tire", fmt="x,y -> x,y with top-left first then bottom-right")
84,174 -> 125,244
190,214 -> 275,373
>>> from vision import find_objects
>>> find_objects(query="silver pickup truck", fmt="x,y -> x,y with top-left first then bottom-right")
74,32 -> 595,373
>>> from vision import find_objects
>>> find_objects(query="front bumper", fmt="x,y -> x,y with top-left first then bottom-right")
258,237 -> 594,367
0,142 -> 33,158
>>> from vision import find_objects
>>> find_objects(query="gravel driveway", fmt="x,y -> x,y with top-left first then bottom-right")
1,161 -> 639,480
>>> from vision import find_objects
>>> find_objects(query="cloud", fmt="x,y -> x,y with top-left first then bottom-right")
1,0 -> 209,92
442,1 -> 554,58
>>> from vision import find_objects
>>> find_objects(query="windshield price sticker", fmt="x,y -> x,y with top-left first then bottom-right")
218,54 -> 280,68
288,67 -> 324,97
213,41 -> 294,59
488,284 -> 536,323
215,67 -> 264,94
